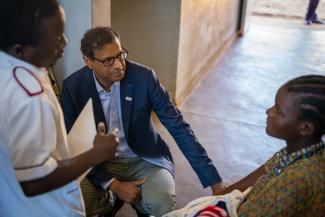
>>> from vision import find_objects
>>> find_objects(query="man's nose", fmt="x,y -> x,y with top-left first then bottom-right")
112,58 -> 123,68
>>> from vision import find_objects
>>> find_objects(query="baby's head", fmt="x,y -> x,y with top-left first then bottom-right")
266,75 -> 325,142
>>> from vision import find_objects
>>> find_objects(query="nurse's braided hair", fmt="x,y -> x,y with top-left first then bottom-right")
0,0 -> 60,51
285,75 -> 325,135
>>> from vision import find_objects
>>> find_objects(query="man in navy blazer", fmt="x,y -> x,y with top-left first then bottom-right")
61,27 -> 223,217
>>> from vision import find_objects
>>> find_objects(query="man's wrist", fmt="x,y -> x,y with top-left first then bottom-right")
210,181 -> 227,194
101,178 -> 116,190
108,179 -> 119,192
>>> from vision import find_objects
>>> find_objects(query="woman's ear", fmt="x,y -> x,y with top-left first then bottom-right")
299,121 -> 316,136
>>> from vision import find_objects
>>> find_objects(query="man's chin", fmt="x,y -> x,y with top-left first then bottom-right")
114,74 -> 125,81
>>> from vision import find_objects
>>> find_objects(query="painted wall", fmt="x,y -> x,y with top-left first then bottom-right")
56,0 -> 241,102
55,0 -> 110,88
176,0 -> 241,103
92,0 -> 111,27
55,0 -> 92,87
111,0 -> 240,103
111,0 -> 181,99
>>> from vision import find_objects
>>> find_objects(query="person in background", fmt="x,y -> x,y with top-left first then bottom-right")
305,0 -> 324,25
0,0 -> 118,216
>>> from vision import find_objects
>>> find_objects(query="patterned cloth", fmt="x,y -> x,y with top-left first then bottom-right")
238,142 -> 325,217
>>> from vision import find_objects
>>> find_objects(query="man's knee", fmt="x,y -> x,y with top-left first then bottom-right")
141,191 -> 176,216
138,168 -> 176,216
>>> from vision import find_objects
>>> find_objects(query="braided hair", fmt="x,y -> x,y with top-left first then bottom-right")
0,0 -> 60,51
285,75 -> 325,136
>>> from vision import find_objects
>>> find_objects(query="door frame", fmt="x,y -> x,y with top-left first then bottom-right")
238,0 -> 249,36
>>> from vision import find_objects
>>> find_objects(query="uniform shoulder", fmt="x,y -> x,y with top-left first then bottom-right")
13,66 -> 43,96
284,154 -> 325,188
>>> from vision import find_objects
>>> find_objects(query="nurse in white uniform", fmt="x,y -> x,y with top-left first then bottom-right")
0,139 -> 41,217
0,52 -> 86,216
0,0 -> 119,216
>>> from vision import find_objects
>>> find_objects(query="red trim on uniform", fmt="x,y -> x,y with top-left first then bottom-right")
13,66 -> 44,97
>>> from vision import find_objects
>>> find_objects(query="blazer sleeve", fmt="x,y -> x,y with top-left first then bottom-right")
60,78 -> 114,187
147,69 -> 222,188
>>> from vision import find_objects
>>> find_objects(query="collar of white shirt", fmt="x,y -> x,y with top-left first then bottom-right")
0,51 -> 47,77
92,71 -> 120,94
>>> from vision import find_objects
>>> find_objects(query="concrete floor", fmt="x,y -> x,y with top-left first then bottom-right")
252,0 -> 325,20
116,15 -> 325,216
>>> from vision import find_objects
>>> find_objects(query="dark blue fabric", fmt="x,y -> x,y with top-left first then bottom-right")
60,60 -> 221,188
305,0 -> 320,21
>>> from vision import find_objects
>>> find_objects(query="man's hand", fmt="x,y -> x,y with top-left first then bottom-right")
92,123 -> 119,162
109,178 -> 147,204
20,124 -> 119,197
211,165 -> 267,196
210,181 -> 228,195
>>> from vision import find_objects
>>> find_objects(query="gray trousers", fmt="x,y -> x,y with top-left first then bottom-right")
81,157 -> 176,217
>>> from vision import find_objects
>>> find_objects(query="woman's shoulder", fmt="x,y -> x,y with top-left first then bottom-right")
284,152 -> 325,189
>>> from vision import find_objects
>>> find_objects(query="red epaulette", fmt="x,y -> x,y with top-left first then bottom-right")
13,66 -> 44,97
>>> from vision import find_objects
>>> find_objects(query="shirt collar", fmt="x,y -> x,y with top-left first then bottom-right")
0,51 -> 47,76
92,71 -> 120,94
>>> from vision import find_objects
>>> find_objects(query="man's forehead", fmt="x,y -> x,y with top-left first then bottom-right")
94,41 -> 122,57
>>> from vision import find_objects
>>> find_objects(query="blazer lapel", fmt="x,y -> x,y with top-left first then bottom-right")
120,79 -> 133,138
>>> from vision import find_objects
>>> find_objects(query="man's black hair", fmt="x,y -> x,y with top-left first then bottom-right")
0,0 -> 60,51
81,27 -> 120,58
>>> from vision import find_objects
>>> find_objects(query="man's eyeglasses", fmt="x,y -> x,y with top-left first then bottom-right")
92,49 -> 128,67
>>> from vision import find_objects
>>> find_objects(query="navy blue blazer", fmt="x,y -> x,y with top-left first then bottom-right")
61,60 -> 221,188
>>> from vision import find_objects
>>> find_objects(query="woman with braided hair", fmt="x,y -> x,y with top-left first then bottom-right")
210,75 -> 325,216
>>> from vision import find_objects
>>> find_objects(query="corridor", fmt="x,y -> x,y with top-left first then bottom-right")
117,15 -> 325,216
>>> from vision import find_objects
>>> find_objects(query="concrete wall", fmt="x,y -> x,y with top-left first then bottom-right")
176,0 -> 241,103
57,0 -> 241,102
111,0 -> 241,103
111,0 -> 181,99
55,0 -> 92,87
92,0 -> 111,27
55,0 -> 110,88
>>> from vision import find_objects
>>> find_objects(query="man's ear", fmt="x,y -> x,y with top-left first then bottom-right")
83,56 -> 94,70
299,121 -> 316,136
